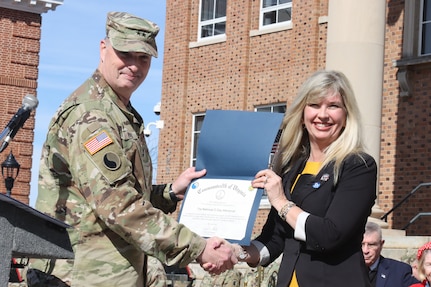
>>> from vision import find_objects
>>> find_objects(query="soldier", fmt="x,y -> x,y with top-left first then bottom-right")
24,12 -> 236,287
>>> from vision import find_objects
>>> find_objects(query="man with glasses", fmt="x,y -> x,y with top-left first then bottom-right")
362,221 -> 419,287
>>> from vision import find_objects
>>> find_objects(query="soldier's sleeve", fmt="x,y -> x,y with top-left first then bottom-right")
68,108 -> 206,267
151,183 -> 178,214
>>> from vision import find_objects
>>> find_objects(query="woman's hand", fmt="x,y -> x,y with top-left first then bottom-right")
252,169 -> 287,211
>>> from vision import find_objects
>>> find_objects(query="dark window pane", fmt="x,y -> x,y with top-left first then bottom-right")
262,0 -> 278,8
278,8 -> 292,22
214,22 -> 226,35
201,0 -> 215,21
424,0 -> 431,21
257,107 -> 271,112
263,11 -> 277,25
280,0 -> 292,4
201,24 -> 214,37
422,22 -> 431,55
215,0 -> 227,18
195,115 -> 205,131
273,105 -> 286,113
193,133 -> 200,157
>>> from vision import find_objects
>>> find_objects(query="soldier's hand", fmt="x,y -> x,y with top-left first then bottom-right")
197,237 -> 238,275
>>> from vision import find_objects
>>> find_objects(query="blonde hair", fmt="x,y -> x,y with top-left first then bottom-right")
417,249 -> 431,281
272,70 -> 364,182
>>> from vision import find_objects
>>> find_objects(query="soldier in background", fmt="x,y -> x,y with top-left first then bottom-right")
24,11 -> 236,287
200,269 -> 242,287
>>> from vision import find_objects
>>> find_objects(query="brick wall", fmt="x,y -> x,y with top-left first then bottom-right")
0,8 -> 40,204
379,1 -> 431,235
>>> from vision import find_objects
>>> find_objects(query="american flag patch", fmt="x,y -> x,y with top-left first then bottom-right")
84,131 -> 113,155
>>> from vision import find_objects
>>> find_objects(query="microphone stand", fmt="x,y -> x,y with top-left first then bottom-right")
0,110 -> 31,153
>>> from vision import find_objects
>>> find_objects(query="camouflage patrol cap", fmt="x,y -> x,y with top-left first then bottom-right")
106,12 -> 159,57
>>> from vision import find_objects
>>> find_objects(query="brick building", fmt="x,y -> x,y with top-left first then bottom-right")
157,0 -> 431,236
0,1 -> 62,204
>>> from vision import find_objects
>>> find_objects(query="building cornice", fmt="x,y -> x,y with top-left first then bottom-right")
0,0 -> 63,14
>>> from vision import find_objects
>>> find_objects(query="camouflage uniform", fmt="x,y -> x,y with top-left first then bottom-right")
26,12 -> 206,287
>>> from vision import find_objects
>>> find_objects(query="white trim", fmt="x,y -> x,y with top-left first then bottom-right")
190,34 -> 226,48
0,0 -> 63,14
190,113 -> 206,167
251,21 -> 292,37
419,0 -> 431,56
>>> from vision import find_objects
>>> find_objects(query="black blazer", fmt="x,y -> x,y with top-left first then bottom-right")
256,153 -> 377,287
376,256 -> 419,287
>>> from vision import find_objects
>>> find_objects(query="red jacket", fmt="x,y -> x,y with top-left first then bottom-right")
409,281 -> 427,287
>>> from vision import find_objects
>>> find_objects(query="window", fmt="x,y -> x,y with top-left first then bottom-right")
260,0 -> 292,29
256,104 -> 286,167
395,0 -> 431,97
420,0 -> 431,56
199,0 -> 227,39
191,114 -> 205,167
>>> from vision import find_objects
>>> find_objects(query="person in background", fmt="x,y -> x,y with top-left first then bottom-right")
410,258 -> 420,282
230,70 -> 377,287
362,221 -> 419,287
200,269 -> 242,287
409,241 -> 431,287
24,11 -> 236,287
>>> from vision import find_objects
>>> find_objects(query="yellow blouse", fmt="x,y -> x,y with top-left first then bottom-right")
289,161 -> 321,287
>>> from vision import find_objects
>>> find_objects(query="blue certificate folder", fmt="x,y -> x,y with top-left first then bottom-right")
178,110 -> 284,245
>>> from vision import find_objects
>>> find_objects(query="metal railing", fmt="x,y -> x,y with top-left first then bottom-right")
380,182 -> 431,227
402,212 -> 431,230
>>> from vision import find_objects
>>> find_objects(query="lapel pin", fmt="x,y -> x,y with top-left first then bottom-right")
320,174 -> 330,181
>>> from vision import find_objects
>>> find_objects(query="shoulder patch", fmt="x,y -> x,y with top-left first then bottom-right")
84,130 -> 113,155
103,152 -> 121,171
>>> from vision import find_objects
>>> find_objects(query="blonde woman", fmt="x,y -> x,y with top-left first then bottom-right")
409,242 -> 431,287
236,70 -> 377,287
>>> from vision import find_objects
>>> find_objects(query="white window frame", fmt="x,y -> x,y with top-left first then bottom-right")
419,0 -> 431,56
190,113 -> 206,167
198,0 -> 227,41
259,0 -> 292,30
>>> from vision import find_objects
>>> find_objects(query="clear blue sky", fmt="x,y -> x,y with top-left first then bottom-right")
30,1 -> 166,206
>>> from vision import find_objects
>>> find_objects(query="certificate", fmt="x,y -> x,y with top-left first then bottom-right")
178,178 -> 263,244
178,110 -> 283,245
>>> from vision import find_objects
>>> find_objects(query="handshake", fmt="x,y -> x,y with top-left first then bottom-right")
196,237 -> 254,274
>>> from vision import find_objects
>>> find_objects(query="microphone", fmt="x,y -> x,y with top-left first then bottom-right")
0,94 -> 39,153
